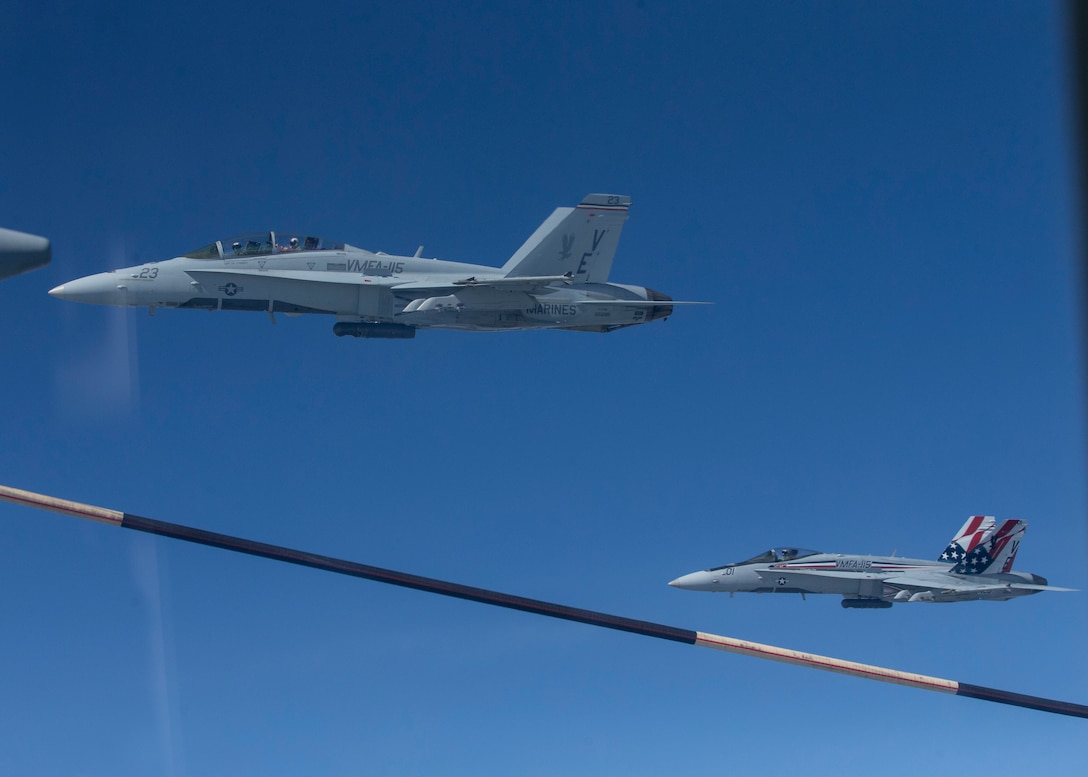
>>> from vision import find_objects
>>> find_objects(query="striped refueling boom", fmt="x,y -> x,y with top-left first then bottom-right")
1,484 -> 1084,720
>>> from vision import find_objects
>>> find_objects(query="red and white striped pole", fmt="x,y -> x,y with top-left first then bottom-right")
1,484 -> 1083,719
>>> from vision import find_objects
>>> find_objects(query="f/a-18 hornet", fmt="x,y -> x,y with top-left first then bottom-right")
669,516 -> 1074,609
49,194 -> 704,339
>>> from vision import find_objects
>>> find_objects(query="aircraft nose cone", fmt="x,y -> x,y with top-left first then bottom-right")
48,272 -> 126,305
669,571 -> 711,590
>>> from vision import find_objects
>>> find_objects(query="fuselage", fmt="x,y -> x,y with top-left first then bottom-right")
48,231 -> 674,334
669,549 -> 1048,604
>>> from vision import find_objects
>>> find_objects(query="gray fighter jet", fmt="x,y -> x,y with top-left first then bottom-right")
49,194 -> 703,338
669,516 -> 1074,609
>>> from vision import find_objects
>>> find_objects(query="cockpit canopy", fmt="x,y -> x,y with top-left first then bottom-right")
709,547 -> 820,570
183,232 -> 347,259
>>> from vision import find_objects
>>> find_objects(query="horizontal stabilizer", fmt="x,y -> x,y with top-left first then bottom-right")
1001,584 -> 1077,592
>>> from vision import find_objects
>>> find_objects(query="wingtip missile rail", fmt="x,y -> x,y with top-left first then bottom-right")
1,484 -> 1085,720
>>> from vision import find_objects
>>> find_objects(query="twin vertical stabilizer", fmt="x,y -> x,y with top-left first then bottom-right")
939,516 -> 995,563
940,516 -> 1027,575
501,194 -> 630,282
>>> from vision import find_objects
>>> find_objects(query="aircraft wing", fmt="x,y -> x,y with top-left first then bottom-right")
188,268 -> 546,293
186,268 -> 401,287
186,269 -> 711,303
188,269 -> 574,294
389,274 -> 573,293
184,268 -> 553,312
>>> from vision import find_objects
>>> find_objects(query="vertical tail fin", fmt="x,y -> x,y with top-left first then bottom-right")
939,515 -> 995,563
954,519 -> 1027,575
500,194 -> 630,282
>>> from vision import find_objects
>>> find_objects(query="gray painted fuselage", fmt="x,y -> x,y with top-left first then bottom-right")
49,196 -> 692,336
670,550 -> 1057,605
50,250 -> 668,330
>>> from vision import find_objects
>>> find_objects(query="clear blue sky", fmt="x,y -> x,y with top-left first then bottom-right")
2,1 -> 1085,774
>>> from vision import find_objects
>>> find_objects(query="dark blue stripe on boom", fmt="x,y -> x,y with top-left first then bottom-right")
120,512 -> 698,646
955,682 -> 1088,719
